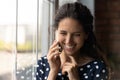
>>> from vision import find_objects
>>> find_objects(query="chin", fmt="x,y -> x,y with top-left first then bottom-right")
65,51 -> 75,56
65,49 -> 80,56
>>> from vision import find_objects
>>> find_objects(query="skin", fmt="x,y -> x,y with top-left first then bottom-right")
47,18 -> 89,80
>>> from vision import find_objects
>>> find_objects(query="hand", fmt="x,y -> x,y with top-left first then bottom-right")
47,40 -> 61,73
62,56 -> 80,80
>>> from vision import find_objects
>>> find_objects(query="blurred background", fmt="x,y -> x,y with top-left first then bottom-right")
0,0 -> 119,80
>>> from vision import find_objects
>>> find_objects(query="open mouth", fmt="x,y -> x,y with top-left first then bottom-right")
64,45 -> 75,52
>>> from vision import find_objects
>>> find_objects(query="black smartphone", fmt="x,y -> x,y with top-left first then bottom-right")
58,42 -> 62,52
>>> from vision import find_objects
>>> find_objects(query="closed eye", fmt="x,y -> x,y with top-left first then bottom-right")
59,30 -> 67,36
60,32 -> 67,35
74,33 -> 81,36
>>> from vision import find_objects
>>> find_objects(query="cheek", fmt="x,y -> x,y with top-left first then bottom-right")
58,35 -> 65,42
76,41 -> 85,50
75,37 -> 86,46
55,34 -> 65,42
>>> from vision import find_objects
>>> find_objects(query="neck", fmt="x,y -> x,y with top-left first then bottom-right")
60,51 -> 80,66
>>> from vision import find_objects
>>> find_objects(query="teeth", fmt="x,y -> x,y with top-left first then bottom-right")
66,45 -> 74,48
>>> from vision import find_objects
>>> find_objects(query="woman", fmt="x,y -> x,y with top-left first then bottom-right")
36,2 -> 109,80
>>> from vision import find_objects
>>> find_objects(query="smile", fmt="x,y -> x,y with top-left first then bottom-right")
65,45 -> 74,49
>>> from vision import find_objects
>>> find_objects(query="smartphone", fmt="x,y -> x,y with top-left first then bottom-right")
58,42 -> 63,52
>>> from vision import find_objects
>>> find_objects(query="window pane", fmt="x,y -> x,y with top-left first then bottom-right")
0,0 -> 16,80
0,0 -> 54,80
16,0 -> 39,80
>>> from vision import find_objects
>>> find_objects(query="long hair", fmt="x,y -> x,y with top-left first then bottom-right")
54,2 -> 101,59
54,2 -> 111,79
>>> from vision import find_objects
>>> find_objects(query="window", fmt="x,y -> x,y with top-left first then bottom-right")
0,0 -> 54,80
0,0 -> 16,80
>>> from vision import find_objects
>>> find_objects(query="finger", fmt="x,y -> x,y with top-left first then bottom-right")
62,62 -> 72,72
47,45 -> 61,57
63,62 -> 75,69
50,45 -> 61,53
62,65 -> 72,75
63,62 -> 72,66
49,40 -> 59,49
69,56 -> 77,65
62,67 -> 68,75
47,51 -> 60,61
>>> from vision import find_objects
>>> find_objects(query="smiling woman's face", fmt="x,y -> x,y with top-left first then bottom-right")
55,18 -> 88,56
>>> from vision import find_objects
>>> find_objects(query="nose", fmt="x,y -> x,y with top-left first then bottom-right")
65,34 -> 73,44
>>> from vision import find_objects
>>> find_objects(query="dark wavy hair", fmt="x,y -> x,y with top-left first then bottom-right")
54,2 -> 111,79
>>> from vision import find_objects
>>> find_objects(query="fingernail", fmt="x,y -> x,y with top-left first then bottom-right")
55,40 -> 58,42
53,40 -> 57,43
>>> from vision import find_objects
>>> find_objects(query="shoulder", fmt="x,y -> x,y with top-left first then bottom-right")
37,56 -> 49,68
90,59 -> 107,69
36,56 -> 50,79
79,59 -> 109,79
81,59 -> 107,70
38,56 -> 48,63
79,59 -> 108,73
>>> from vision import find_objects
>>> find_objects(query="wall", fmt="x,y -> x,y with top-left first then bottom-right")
95,0 -> 120,79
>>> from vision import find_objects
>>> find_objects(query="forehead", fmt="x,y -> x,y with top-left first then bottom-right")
58,18 -> 84,32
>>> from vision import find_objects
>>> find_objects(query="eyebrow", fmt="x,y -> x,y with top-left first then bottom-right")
59,30 -> 82,33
